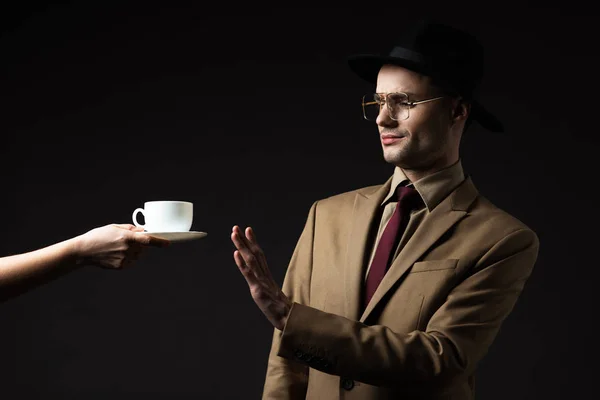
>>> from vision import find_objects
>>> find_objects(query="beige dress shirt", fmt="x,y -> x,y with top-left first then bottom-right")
365,159 -> 466,279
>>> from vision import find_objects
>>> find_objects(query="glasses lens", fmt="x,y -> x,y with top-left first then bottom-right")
362,94 -> 381,121
387,93 -> 409,121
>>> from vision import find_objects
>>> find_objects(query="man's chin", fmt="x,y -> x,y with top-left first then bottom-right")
382,149 -> 404,165
383,149 -> 422,169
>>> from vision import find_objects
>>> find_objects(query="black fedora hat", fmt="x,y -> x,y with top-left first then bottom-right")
347,20 -> 503,133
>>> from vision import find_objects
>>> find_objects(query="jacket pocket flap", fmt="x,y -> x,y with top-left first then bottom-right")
411,259 -> 459,273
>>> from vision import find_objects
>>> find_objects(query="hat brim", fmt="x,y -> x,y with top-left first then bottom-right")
347,53 -> 504,133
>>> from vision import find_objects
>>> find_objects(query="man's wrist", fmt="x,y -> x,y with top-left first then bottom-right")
276,298 -> 293,331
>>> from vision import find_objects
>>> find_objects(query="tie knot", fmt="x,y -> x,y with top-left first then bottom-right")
396,185 -> 422,210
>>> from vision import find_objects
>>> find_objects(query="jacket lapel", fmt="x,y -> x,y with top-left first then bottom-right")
359,176 -> 479,322
343,177 -> 393,321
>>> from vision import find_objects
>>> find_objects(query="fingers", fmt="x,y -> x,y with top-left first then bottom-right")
132,232 -> 171,247
112,223 -> 139,231
245,226 -> 255,240
234,250 -> 258,286
233,226 -> 262,254
231,225 -> 273,279
245,227 -> 271,277
232,225 -> 250,247
231,227 -> 255,266
121,247 -> 143,268
231,226 -> 259,266
231,226 -> 246,247
129,247 -> 143,261
245,227 -> 261,251
120,256 -> 134,268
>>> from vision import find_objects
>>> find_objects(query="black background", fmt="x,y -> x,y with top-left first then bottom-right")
0,3 -> 598,399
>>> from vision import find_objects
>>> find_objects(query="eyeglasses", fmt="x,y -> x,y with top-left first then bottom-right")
361,92 -> 445,122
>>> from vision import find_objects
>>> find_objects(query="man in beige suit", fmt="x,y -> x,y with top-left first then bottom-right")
231,20 -> 539,399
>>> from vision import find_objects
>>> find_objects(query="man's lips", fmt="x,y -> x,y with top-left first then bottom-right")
381,133 -> 405,145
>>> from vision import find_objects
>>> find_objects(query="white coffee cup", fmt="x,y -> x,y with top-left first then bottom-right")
132,201 -> 193,232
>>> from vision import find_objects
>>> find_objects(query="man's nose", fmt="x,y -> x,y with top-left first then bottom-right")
376,104 -> 398,128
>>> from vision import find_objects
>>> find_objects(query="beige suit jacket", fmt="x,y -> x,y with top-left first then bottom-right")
262,175 -> 539,399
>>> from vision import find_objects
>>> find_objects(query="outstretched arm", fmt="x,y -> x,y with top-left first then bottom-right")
0,223 -> 169,302
232,202 -> 317,400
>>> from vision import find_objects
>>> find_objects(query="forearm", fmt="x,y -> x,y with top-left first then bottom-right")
262,201 -> 317,398
278,303 -> 458,388
263,328 -> 309,400
0,236 -> 83,299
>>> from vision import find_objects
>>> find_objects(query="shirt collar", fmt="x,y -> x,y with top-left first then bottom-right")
381,159 -> 466,212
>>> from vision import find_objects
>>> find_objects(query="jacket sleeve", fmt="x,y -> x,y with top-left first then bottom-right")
274,227 -> 539,389
262,201 -> 318,400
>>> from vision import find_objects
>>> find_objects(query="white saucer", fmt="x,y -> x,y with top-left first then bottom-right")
141,231 -> 207,242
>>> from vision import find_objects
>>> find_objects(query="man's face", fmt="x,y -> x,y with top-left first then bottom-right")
375,64 -> 457,171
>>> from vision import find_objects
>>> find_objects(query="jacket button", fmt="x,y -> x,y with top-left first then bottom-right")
294,350 -> 304,359
341,377 -> 354,391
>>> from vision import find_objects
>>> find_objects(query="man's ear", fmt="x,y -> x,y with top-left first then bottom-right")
453,98 -> 471,122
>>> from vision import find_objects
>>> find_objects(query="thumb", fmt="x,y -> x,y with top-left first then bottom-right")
113,223 -> 140,231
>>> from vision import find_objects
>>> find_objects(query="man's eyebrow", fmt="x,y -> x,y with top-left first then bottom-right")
375,90 -> 417,96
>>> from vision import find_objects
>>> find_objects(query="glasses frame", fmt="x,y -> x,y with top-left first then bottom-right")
362,92 -> 445,121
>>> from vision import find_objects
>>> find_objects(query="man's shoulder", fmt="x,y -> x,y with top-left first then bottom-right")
471,193 -> 538,240
315,183 -> 384,208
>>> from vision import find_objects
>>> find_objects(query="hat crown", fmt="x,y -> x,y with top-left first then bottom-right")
392,20 -> 485,95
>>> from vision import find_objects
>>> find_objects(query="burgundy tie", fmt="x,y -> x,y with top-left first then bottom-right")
364,185 -> 422,308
